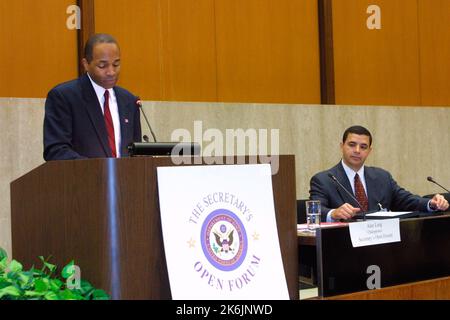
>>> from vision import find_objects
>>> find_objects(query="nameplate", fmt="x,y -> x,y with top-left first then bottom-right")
349,219 -> 401,248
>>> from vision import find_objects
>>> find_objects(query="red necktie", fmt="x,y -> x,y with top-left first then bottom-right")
103,90 -> 117,158
354,173 -> 368,211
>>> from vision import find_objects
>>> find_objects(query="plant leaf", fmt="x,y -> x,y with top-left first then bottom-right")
0,247 -> 7,260
0,286 -> 21,299
39,256 -> 56,274
24,290 -> 46,298
0,257 -> 7,272
17,273 -> 30,287
59,289 -> 79,300
79,280 -> 93,294
49,279 -> 63,291
44,291 -> 59,300
0,253 -> 109,300
92,289 -> 110,300
8,260 -> 23,273
0,278 -> 12,289
34,278 -> 49,292
61,260 -> 75,279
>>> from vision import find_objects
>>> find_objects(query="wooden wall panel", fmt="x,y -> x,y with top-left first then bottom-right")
94,0 -> 163,100
418,0 -> 450,107
0,0 -> 78,98
94,0 -> 320,104
215,0 -> 321,104
158,0 -> 217,101
332,0 -> 421,106
326,276 -> 450,300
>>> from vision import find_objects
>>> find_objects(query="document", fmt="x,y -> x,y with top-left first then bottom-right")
297,222 -> 348,230
365,211 -> 412,218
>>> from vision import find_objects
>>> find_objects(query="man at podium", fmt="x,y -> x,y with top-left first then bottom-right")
43,33 -> 141,161
309,125 -> 449,221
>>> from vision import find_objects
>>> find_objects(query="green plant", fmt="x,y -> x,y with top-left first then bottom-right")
0,247 -> 109,300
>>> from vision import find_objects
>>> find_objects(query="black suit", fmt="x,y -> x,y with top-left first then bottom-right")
44,74 -> 141,161
309,162 -> 429,221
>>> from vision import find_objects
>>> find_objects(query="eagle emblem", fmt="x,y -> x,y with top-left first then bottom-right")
213,229 -> 234,253
201,209 -> 248,271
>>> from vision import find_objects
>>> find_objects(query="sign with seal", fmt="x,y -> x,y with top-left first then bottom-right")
157,164 -> 289,300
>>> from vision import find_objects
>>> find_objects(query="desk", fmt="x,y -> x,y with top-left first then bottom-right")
298,231 -> 316,285
298,212 -> 450,299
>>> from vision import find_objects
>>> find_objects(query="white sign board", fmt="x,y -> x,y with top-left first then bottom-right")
157,164 -> 289,300
349,219 -> 401,248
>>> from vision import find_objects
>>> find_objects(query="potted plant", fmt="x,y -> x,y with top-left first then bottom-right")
0,247 -> 109,300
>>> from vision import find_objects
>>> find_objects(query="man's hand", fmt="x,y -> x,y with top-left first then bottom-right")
430,194 -> 449,211
331,203 -> 361,220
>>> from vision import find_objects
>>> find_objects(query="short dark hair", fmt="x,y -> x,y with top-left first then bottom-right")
342,126 -> 372,146
84,33 -> 119,63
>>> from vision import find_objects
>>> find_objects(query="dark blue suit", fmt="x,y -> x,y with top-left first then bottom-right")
309,162 -> 429,221
44,74 -> 141,160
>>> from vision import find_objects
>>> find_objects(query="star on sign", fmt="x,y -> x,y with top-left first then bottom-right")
252,232 -> 260,241
187,238 -> 196,248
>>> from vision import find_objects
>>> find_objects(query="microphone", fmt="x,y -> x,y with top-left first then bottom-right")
135,97 -> 157,142
427,176 -> 450,193
328,173 -> 366,220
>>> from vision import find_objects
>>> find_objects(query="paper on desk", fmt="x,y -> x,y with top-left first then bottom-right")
365,211 -> 412,217
297,222 -> 348,230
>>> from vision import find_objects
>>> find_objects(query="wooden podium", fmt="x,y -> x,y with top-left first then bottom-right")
10,156 -> 297,300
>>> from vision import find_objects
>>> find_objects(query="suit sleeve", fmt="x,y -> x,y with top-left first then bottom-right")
388,173 -> 429,212
43,88 -> 86,161
309,174 -> 333,221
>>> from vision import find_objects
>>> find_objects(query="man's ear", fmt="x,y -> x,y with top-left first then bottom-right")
81,58 -> 89,73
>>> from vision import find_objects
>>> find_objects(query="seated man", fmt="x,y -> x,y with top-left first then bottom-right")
309,125 -> 449,222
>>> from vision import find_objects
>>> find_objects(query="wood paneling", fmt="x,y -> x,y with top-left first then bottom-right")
332,0 -> 421,106
95,0 -> 218,102
158,0 -> 217,101
418,0 -> 450,106
215,0 -> 320,104
77,0 -> 95,76
318,0 -> 335,104
326,276 -> 450,300
94,0 -> 163,100
0,0 -> 78,98
94,0 -> 320,104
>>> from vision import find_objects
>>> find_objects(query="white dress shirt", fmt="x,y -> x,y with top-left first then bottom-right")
327,160 -> 368,222
87,73 -> 121,157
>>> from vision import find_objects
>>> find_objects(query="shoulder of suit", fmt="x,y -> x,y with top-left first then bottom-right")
114,85 -> 136,99
49,78 -> 79,93
365,165 -> 391,177
311,163 -> 340,181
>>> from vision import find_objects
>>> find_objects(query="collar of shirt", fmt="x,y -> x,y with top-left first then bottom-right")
341,159 -> 367,195
86,73 -> 121,157
86,73 -> 117,112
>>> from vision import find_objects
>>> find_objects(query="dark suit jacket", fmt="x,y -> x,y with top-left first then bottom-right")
309,162 -> 429,221
44,74 -> 141,160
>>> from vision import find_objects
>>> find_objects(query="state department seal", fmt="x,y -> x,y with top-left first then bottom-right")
200,209 -> 248,271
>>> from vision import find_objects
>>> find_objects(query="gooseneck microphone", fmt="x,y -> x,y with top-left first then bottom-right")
135,97 -> 157,142
328,173 -> 366,220
427,176 -> 450,193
